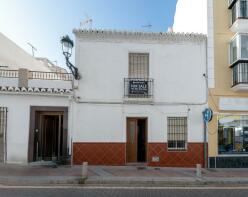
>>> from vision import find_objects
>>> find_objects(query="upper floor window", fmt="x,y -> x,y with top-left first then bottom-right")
230,34 -> 248,65
124,53 -> 153,98
229,0 -> 248,24
240,0 -> 248,17
129,53 -> 149,78
167,117 -> 187,151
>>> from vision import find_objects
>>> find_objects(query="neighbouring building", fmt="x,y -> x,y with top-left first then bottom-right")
174,0 -> 248,168
0,33 -> 73,164
0,69 -> 73,164
71,29 -> 207,167
208,0 -> 248,168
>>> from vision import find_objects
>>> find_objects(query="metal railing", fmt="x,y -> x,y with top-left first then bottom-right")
124,78 -> 154,98
232,61 -> 248,86
0,69 -> 73,81
0,69 -> 18,78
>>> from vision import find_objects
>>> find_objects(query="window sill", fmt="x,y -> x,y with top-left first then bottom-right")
123,97 -> 153,103
167,149 -> 187,152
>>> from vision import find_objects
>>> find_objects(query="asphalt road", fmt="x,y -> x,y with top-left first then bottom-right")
0,186 -> 248,197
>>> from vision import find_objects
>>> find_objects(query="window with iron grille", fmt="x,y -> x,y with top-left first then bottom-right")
167,117 -> 187,150
129,53 -> 149,78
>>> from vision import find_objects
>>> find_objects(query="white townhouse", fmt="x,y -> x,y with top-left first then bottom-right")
71,29 -> 208,167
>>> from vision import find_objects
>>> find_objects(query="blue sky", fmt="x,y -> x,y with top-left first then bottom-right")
0,0 -> 177,69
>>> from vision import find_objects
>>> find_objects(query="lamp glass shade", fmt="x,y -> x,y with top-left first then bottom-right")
61,35 -> 74,57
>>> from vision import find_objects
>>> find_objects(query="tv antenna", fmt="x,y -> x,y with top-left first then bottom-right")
80,13 -> 93,29
142,23 -> 152,29
27,42 -> 37,57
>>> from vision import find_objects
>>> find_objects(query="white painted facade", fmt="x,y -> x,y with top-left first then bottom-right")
0,70 -> 73,164
72,104 -> 206,143
72,29 -> 208,144
0,94 -> 70,163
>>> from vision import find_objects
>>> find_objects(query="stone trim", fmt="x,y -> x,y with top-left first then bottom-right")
73,29 -> 206,43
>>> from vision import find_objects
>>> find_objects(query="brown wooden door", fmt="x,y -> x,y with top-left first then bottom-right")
126,118 -> 138,163
34,112 -> 64,161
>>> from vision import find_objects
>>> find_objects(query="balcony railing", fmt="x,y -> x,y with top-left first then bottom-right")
0,69 -> 18,78
124,78 -> 154,98
232,61 -> 248,86
0,69 -> 73,81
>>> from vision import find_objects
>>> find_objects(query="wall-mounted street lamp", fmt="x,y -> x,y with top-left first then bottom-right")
61,35 -> 80,80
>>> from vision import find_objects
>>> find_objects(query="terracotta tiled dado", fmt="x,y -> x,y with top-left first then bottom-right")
148,143 -> 205,167
73,142 -> 205,167
73,143 -> 125,165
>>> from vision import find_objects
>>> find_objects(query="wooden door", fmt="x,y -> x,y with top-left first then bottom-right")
34,112 -> 63,161
126,118 -> 138,163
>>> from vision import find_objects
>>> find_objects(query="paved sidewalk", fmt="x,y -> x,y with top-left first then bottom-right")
86,166 -> 248,186
1,164 -> 248,186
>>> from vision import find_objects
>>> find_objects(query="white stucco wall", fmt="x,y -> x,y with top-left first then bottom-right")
0,94 -> 70,164
0,78 -> 18,87
75,39 -> 207,103
72,104 -> 206,143
28,79 -> 72,89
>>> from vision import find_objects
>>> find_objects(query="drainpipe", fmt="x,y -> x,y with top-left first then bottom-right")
204,37 -> 209,169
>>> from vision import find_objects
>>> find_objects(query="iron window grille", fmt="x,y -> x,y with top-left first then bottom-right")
125,53 -> 153,98
129,53 -> 149,78
167,117 -> 187,151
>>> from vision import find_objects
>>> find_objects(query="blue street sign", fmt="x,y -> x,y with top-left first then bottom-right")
203,108 -> 213,123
